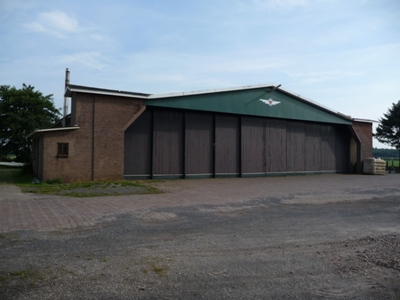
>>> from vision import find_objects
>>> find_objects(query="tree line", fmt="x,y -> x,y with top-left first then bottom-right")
372,148 -> 399,159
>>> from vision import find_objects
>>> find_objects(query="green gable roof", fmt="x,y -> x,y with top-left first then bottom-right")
145,85 -> 352,125
65,83 -> 353,125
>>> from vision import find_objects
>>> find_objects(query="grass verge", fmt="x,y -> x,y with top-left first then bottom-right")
383,158 -> 399,168
0,165 -> 32,184
0,165 -> 162,197
19,180 -> 162,197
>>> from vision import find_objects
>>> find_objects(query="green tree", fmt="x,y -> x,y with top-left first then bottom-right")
375,101 -> 400,162
0,84 -> 61,162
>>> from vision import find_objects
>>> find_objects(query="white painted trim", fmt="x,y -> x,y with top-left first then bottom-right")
27,126 -> 79,138
352,118 -> 376,123
148,83 -> 276,99
65,87 -> 149,99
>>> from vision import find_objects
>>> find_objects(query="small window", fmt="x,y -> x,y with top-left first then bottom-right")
57,143 -> 69,157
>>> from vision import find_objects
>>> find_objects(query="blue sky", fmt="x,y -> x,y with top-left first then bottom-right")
1,0 -> 399,148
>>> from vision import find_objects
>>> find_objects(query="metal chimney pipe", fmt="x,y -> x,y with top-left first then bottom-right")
62,68 -> 70,127
65,68 -> 70,87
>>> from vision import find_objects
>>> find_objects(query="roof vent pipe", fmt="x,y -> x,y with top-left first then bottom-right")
62,68 -> 70,127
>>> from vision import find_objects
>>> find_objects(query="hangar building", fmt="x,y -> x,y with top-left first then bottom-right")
29,83 -> 373,182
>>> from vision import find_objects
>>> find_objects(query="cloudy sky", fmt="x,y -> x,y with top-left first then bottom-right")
1,0 -> 399,148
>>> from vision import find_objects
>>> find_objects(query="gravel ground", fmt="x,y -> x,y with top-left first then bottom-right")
1,174 -> 400,299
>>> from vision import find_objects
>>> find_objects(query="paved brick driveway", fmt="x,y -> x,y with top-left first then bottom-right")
1,174 -> 400,233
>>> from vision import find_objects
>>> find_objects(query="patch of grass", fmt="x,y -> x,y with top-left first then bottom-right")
383,158 -> 399,168
10,270 -> 30,278
0,268 -> 45,288
0,163 -> 16,169
46,178 -> 63,184
120,181 -> 141,187
150,264 -> 166,276
0,233 -> 18,243
17,180 -> 162,197
1,166 -> 162,197
144,257 -> 169,277
0,167 -> 23,184
0,164 -> 34,185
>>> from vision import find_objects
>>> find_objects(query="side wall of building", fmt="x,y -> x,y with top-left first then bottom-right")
38,93 -> 144,182
352,121 -> 373,160
41,130 -> 81,182
91,95 -> 144,180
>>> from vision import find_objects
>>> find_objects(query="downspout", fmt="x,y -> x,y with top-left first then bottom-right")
92,96 -> 96,181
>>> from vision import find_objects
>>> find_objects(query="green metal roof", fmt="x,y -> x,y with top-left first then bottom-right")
64,83 -> 355,125
145,85 -> 352,125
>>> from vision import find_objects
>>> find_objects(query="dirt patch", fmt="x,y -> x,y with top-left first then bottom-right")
329,235 -> 400,274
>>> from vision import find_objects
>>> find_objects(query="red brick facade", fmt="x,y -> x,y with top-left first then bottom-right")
352,121 -> 373,161
32,93 -> 144,182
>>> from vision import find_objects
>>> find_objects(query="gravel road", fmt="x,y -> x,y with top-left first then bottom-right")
1,174 -> 400,299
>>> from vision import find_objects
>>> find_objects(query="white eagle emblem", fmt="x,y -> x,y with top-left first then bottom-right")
260,98 -> 281,106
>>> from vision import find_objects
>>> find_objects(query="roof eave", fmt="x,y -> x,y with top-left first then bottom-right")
352,118 -> 377,123
148,83 -> 276,99
65,85 -> 150,99
27,126 -> 80,139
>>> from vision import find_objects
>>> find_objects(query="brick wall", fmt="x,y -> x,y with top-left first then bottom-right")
352,121 -> 373,163
40,93 -> 144,182
42,130 -> 81,182
92,95 -> 144,180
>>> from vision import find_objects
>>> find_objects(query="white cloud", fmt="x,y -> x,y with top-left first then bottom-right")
59,52 -> 109,70
88,34 -> 104,41
264,0 -> 308,8
23,10 -> 79,38
26,22 -> 45,32
22,10 -> 107,42
123,51 -> 288,76
41,11 -> 79,32
284,70 -> 363,84
237,0 -> 331,11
